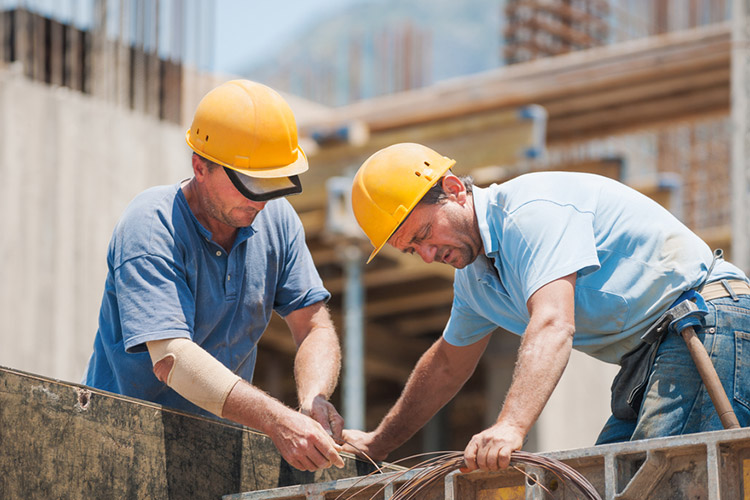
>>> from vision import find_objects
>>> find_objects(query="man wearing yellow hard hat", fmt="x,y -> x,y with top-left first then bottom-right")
343,142 -> 750,472
83,80 -> 344,472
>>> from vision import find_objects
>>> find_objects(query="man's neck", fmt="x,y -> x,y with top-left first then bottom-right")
181,178 -> 238,252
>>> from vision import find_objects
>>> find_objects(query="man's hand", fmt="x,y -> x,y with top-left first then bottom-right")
340,429 -> 388,462
300,394 -> 345,444
462,422 -> 525,472
267,410 -> 345,472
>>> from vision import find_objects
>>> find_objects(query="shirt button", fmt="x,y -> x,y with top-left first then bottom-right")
215,250 -> 222,257
227,274 -> 231,281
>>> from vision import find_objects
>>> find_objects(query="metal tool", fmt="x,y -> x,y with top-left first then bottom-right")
667,290 -> 740,429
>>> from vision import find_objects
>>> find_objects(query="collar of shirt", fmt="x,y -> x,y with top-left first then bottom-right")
471,185 -> 503,280
472,185 -> 499,257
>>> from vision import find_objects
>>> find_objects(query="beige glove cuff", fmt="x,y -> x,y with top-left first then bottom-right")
147,338 -> 241,417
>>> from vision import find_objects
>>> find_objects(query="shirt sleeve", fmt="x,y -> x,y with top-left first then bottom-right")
442,276 -> 498,346
273,212 -> 331,317
504,200 -> 601,301
115,254 -> 194,353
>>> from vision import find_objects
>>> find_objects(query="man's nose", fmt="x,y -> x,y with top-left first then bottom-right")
417,245 -> 437,264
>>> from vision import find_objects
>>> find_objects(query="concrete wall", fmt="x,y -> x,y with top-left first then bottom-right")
0,68 -> 189,383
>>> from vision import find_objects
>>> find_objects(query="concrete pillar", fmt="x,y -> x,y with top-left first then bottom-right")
731,0 -> 750,272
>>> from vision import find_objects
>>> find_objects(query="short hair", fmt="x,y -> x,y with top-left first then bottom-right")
193,152 -> 221,170
419,172 -> 474,205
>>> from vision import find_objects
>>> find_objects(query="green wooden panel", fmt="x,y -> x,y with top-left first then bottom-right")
0,366 -> 379,499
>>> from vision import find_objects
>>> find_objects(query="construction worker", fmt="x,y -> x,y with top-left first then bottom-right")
83,80 -> 344,472
343,142 -> 750,471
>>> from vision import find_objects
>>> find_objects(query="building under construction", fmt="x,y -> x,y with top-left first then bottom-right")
1,0 -> 750,498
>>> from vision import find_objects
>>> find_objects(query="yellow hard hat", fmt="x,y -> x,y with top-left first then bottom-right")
186,80 -> 307,200
351,143 -> 456,263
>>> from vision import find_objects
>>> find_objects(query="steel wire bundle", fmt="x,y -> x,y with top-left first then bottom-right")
339,449 -> 602,500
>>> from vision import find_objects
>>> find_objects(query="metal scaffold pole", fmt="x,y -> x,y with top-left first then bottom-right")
326,175 -> 367,430
732,0 -> 750,272
342,244 -> 365,430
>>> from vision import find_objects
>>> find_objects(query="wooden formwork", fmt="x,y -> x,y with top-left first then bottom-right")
0,366 -> 387,500
226,428 -> 750,499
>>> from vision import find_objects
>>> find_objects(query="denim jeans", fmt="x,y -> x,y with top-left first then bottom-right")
596,295 -> 750,444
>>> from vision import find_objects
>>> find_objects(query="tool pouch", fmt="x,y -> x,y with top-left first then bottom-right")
610,289 -> 709,420
609,341 -> 659,420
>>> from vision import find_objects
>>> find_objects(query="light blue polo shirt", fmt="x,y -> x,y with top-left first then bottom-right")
83,183 -> 329,416
443,172 -> 746,364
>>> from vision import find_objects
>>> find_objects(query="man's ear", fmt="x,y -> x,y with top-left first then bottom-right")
192,154 -> 208,180
441,174 -> 467,203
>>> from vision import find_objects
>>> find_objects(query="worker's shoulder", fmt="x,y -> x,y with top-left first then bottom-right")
121,184 -> 181,216
493,171 -> 624,205
504,170 -> 615,189
114,184 -> 184,236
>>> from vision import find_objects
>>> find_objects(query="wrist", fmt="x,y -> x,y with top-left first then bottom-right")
298,392 -> 327,411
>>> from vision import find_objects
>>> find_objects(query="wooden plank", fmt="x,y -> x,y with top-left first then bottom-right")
323,264 -> 454,296
547,85 -> 728,143
0,366 -> 383,500
260,315 -> 424,382
543,65 -> 729,117
364,288 -> 455,318
305,23 -> 730,138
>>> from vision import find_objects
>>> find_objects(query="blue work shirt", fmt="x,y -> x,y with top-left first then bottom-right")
83,183 -> 329,416
443,172 -> 747,364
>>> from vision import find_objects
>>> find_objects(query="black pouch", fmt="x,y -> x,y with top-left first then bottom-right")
610,340 -> 662,420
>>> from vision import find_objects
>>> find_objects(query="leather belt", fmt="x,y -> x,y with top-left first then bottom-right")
701,279 -> 750,302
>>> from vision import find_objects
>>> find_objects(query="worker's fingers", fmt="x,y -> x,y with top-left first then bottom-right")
327,410 -> 345,445
305,397 -> 345,444
293,454 -> 319,472
291,441 -> 334,471
463,441 -> 479,472
467,428 -> 518,472
273,413 -> 346,471
320,442 -> 345,469
476,444 -> 493,471
496,446 -> 513,470
310,432 -> 345,469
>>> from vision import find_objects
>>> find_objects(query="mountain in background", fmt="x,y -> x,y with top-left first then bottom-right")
237,0 -> 502,106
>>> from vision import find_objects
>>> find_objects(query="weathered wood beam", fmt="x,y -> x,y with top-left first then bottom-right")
547,85 -> 728,143
260,315 -> 429,382
542,66 -> 729,117
391,313 -> 452,337
364,288 -> 455,318
0,366 -> 382,500
322,263 -> 453,296
302,23 -> 729,139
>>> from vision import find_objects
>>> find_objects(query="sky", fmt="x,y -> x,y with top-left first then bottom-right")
213,0 -> 371,75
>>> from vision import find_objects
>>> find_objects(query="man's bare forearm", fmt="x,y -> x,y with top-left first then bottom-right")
370,337 -> 488,455
295,327 -> 341,405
